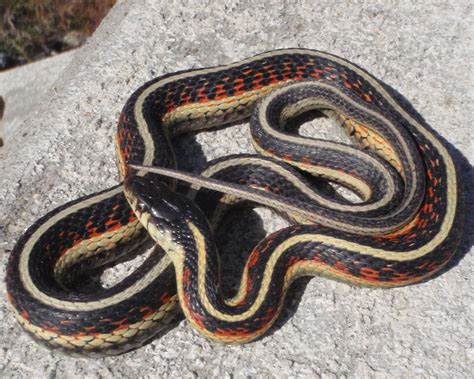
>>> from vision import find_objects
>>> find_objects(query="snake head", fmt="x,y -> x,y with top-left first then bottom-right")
124,174 -> 209,243
125,174 -> 188,222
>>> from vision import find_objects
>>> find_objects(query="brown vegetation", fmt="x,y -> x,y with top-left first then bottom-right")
0,0 -> 116,66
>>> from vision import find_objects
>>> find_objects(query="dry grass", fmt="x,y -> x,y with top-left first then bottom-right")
0,0 -> 116,64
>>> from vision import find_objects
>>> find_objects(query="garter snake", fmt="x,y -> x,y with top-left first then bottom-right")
6,48 -> 463,356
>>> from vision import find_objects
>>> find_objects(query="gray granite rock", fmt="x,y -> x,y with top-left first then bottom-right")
0,0 -> 472,377
0,50 -> 76,143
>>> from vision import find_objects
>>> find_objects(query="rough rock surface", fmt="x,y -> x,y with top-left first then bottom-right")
0,0 -> 472,377
0,50 -> 76,142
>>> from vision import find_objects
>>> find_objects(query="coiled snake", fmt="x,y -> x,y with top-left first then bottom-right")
6,48 -> 463,357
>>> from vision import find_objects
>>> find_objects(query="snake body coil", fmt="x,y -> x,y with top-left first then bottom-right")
6,49 -> 463,356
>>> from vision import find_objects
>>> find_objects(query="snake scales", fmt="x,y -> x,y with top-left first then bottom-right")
6,48 -> 463,356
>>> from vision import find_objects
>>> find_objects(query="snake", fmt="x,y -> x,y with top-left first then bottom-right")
5,48 -> 463,357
